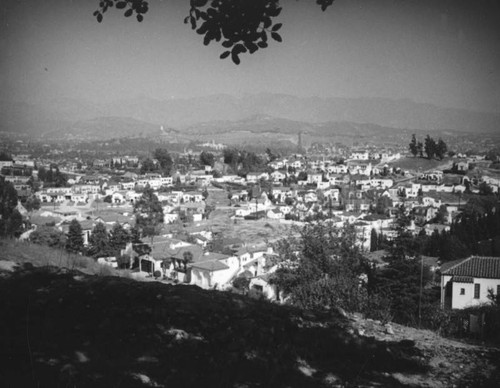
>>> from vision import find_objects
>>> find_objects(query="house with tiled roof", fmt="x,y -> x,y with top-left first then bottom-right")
441,256 -> 500,309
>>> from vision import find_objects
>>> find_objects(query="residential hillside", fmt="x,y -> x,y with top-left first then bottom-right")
0,257 -> 499,388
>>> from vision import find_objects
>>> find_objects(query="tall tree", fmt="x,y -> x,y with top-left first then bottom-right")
409,134 -> 418,157
417,141 -> 424,158
66,219 -> 84,254
424,135 -> 436,160
88,222 -> 110,258
108,222 -> 130,257
435,138 -> 448,160
134,188 -> 164,240
0,179 -> 22,237
370,228 -> 378,252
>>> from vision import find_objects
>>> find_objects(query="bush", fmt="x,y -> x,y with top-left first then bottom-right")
153,270 -> 162,279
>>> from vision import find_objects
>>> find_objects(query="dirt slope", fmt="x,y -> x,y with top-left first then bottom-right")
0,264 -> 498,388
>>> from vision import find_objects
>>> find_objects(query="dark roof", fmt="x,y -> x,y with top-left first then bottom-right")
442,256 -> 500,279
453,276 -> 473,283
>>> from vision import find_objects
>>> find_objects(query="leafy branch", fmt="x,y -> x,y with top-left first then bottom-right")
93,0 -> 335,64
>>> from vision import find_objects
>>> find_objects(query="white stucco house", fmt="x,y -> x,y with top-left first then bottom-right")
441,256 -> 500,310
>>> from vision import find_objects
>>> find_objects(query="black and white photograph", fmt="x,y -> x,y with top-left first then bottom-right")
1,1 -> 500,386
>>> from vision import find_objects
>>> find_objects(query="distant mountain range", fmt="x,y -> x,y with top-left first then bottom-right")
1,93 -> 499,140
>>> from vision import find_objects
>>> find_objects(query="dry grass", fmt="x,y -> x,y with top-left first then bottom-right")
388,156 -> 452,172
0,238 -> 120,276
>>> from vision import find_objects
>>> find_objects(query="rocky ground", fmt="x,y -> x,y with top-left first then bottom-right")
0,262 -> 499,388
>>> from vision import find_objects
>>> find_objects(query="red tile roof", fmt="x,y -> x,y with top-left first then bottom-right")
442,256 -> 500,279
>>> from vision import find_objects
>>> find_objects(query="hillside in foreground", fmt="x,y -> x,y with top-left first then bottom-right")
1,247 -> 500,387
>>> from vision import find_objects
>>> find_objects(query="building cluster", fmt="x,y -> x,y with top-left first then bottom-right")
2,146 -> 500,306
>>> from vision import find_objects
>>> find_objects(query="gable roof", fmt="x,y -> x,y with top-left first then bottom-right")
441,256 -> 500,279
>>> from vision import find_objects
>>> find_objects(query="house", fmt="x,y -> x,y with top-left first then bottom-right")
441,256 -> 500,310
249,273 -> 279,301
270,170 -> 286,182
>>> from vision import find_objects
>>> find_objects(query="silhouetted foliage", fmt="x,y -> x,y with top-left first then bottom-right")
93,0 -> 335,64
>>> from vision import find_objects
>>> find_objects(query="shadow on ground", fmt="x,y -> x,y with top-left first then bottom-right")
0,265 -> 455,387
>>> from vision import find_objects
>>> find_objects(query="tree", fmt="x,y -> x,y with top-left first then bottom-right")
182,250 -> 194,270
140,158 -> 158,174
434,204 -> 448,224
271,222 -> 369,312
409,134 -> 418,157
134,188 -> 164,240
153,148 -> 173,175
23,195 -> 41,212
108,222 -> 130,257
478,182 -> 493,196
0,179 -> 22,237
88,222 -> 110,258
30,226 -> 66,248
435,138 -> 448,160
66,219 -> 84,254
199,151 -> 215,167
93,0 -> 335,64
424,135 -> 436,160
370,228 -> 378,252
417,141 -> 424,158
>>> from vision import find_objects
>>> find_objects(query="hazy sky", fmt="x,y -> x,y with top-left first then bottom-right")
2,0 -> 500,112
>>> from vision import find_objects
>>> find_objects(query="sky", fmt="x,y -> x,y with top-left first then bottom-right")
1,0 -> 500,112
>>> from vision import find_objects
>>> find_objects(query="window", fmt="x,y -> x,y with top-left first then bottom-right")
474,283 -> 480,299
460,288 -> 465,295
497,285 -> 500,297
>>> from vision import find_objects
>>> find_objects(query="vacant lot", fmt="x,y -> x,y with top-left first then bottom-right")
388,156 -> 453,172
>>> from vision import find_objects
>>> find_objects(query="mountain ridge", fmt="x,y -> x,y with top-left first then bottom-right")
1,93 -> 499,137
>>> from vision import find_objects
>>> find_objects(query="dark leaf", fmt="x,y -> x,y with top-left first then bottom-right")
93,11 -> 99,16
231,52 -> 241,65
263,17 -> 272,29
97,13 -> 103,23
272,23 -> 282,32
116,1 -> 127,9
137,14 -> 143,22
196,22 -> 209,35
222,40 -> 233,48
232,43 -> 247,55
124,9 -> 133,17
190,16 -> 196,29
261,31 -> 268,42
203,33 -> 212,46
214,28 -> 221,42
271,32 -> 282,42
184,16 -> 190,24
220,51 -> 230,59
245,42 -> 258,54
257,41 -> 268,48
